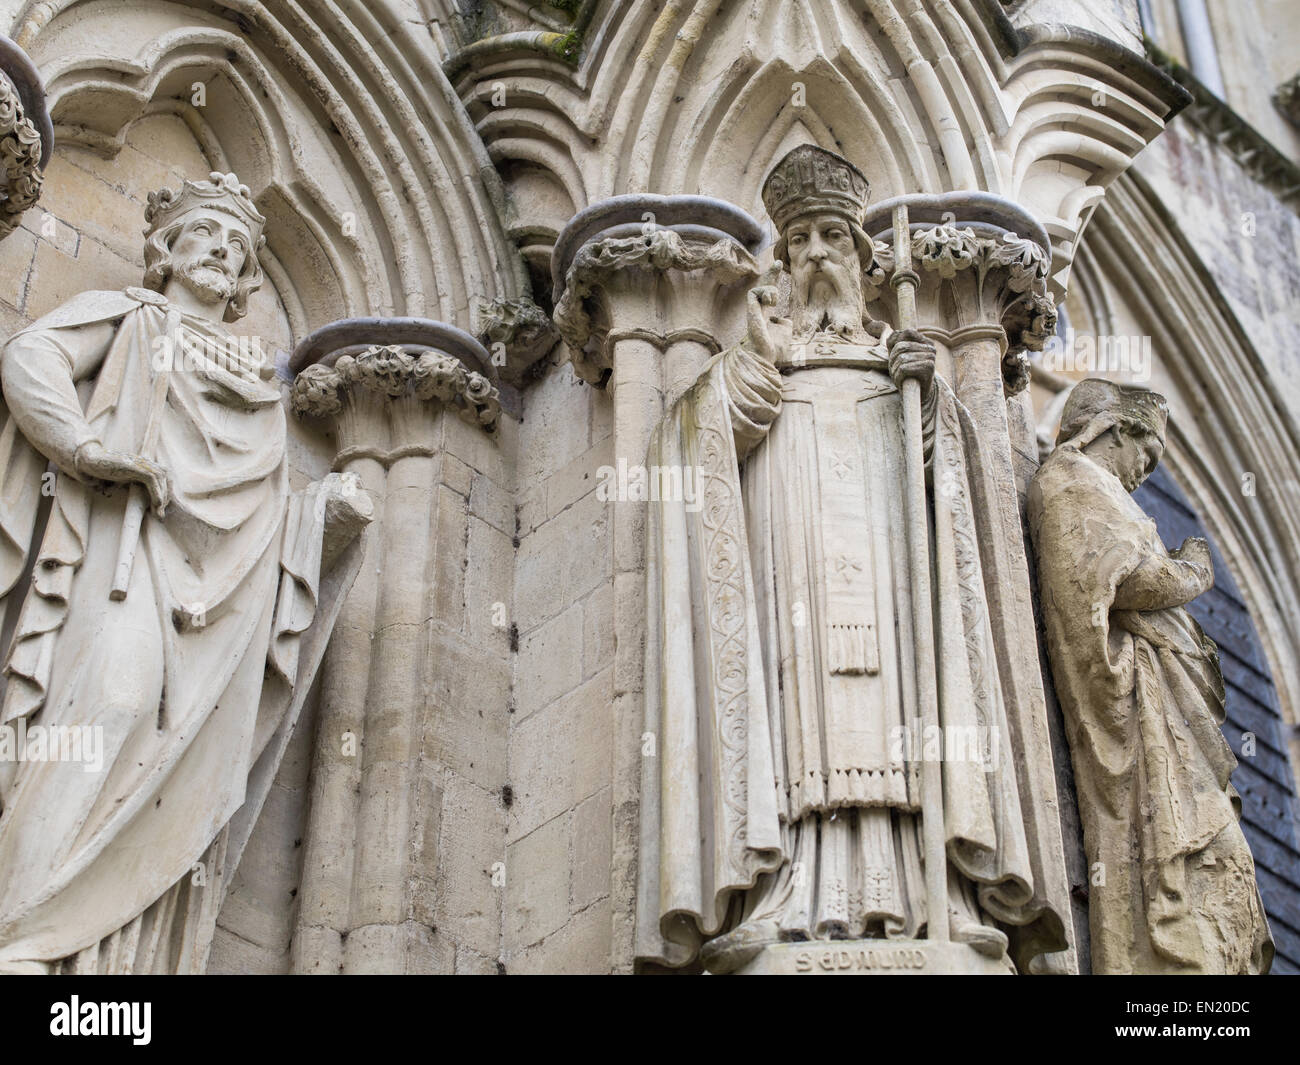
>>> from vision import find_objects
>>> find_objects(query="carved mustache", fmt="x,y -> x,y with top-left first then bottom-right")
203,259 -> 235,276
192,257 -> 236,281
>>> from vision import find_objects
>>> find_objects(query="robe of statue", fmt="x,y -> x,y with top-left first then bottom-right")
1029,421 -> 1273,974
0,288 -> 365,973
636,332 -> 1071,972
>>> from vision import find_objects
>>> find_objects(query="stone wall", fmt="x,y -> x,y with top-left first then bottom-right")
505,350 -> 615,972
1135,124 -> 1300,427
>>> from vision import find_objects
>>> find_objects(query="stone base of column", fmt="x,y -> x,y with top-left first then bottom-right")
721,939 -> 1017,976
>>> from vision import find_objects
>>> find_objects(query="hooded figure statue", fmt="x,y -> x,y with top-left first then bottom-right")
1029,378 -> 1272,974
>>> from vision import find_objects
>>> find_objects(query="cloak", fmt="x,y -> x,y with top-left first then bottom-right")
0,289 -> 365,971
1029,429 -> 1272,973
636,340 -> 1072,971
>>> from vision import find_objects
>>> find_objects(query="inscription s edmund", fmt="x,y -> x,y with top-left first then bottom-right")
795,948 -> 928,973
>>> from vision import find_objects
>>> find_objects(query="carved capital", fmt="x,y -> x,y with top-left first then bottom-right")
864,194 -> 1056,396
550,195 -> 764,385
0,37 -> 52,242
553,229 -> 757,382
290,318 -> 499,468
293,343 -> 499,425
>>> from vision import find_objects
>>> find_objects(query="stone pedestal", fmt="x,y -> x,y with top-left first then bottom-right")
730,940 -> 1017,976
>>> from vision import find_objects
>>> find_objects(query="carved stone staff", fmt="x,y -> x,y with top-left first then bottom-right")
891,200 -> 947,942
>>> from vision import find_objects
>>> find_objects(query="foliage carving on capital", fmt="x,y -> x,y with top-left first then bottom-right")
984,232 -> 1052,293
0,72 -> 44,240
291,344 -> 501,431
475,296 -> 559,384
553,228 -> 758,383
912,222 -> 982,278
867,223 -> 1055,393
350,344 -> 412,397
290,363 -> 345,418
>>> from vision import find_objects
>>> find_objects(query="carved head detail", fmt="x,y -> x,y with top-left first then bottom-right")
142,172 -> 267,322
761,145 -> 875,337
1057,378 -> 1170,492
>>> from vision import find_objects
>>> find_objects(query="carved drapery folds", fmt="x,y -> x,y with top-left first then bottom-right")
864,193 -> 1077,971
0,37 -> 52,241
549,195 -> 764,970
1029,379 -> 1273,974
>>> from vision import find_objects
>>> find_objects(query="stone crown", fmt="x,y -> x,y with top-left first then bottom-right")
762,145 -> 869,232
144,171 -> 266,246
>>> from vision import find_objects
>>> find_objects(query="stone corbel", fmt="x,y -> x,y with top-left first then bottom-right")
0,37 -> 52,242
473,296 -> 559,386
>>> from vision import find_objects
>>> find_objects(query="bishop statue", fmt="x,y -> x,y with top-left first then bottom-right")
636,146 -> 1072,974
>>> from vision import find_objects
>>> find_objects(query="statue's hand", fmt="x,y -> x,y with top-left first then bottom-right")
746,285 -> 779,365
73,440 -> 171,518
886,328 -> 936,393
1174,536 -> 1214,589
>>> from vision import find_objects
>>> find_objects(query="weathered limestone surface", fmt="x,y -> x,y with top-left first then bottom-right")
1030,379 -> 1273,973
633,146 -> 1077,976
0,0 -> 1296,977
0,171 -> 370,973
287,322 -> 508,975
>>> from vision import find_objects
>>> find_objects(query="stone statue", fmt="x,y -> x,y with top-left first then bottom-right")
0,172 -> 371,973
1028,379 -> 1273,974
635,145 -> 1071,974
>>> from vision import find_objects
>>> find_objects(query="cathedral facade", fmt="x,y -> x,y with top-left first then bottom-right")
0,0 -> 1296,975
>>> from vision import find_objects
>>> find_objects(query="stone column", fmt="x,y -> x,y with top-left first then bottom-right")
551,196 -> 763,971
287,320 -> 501,974
863,195 -> 1076,972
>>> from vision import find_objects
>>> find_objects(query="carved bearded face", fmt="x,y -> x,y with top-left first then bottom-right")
784,211 -> 864,339
169,212 -> 252,308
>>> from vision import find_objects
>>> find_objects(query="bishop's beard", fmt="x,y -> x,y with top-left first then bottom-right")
790,258 -> 866,341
